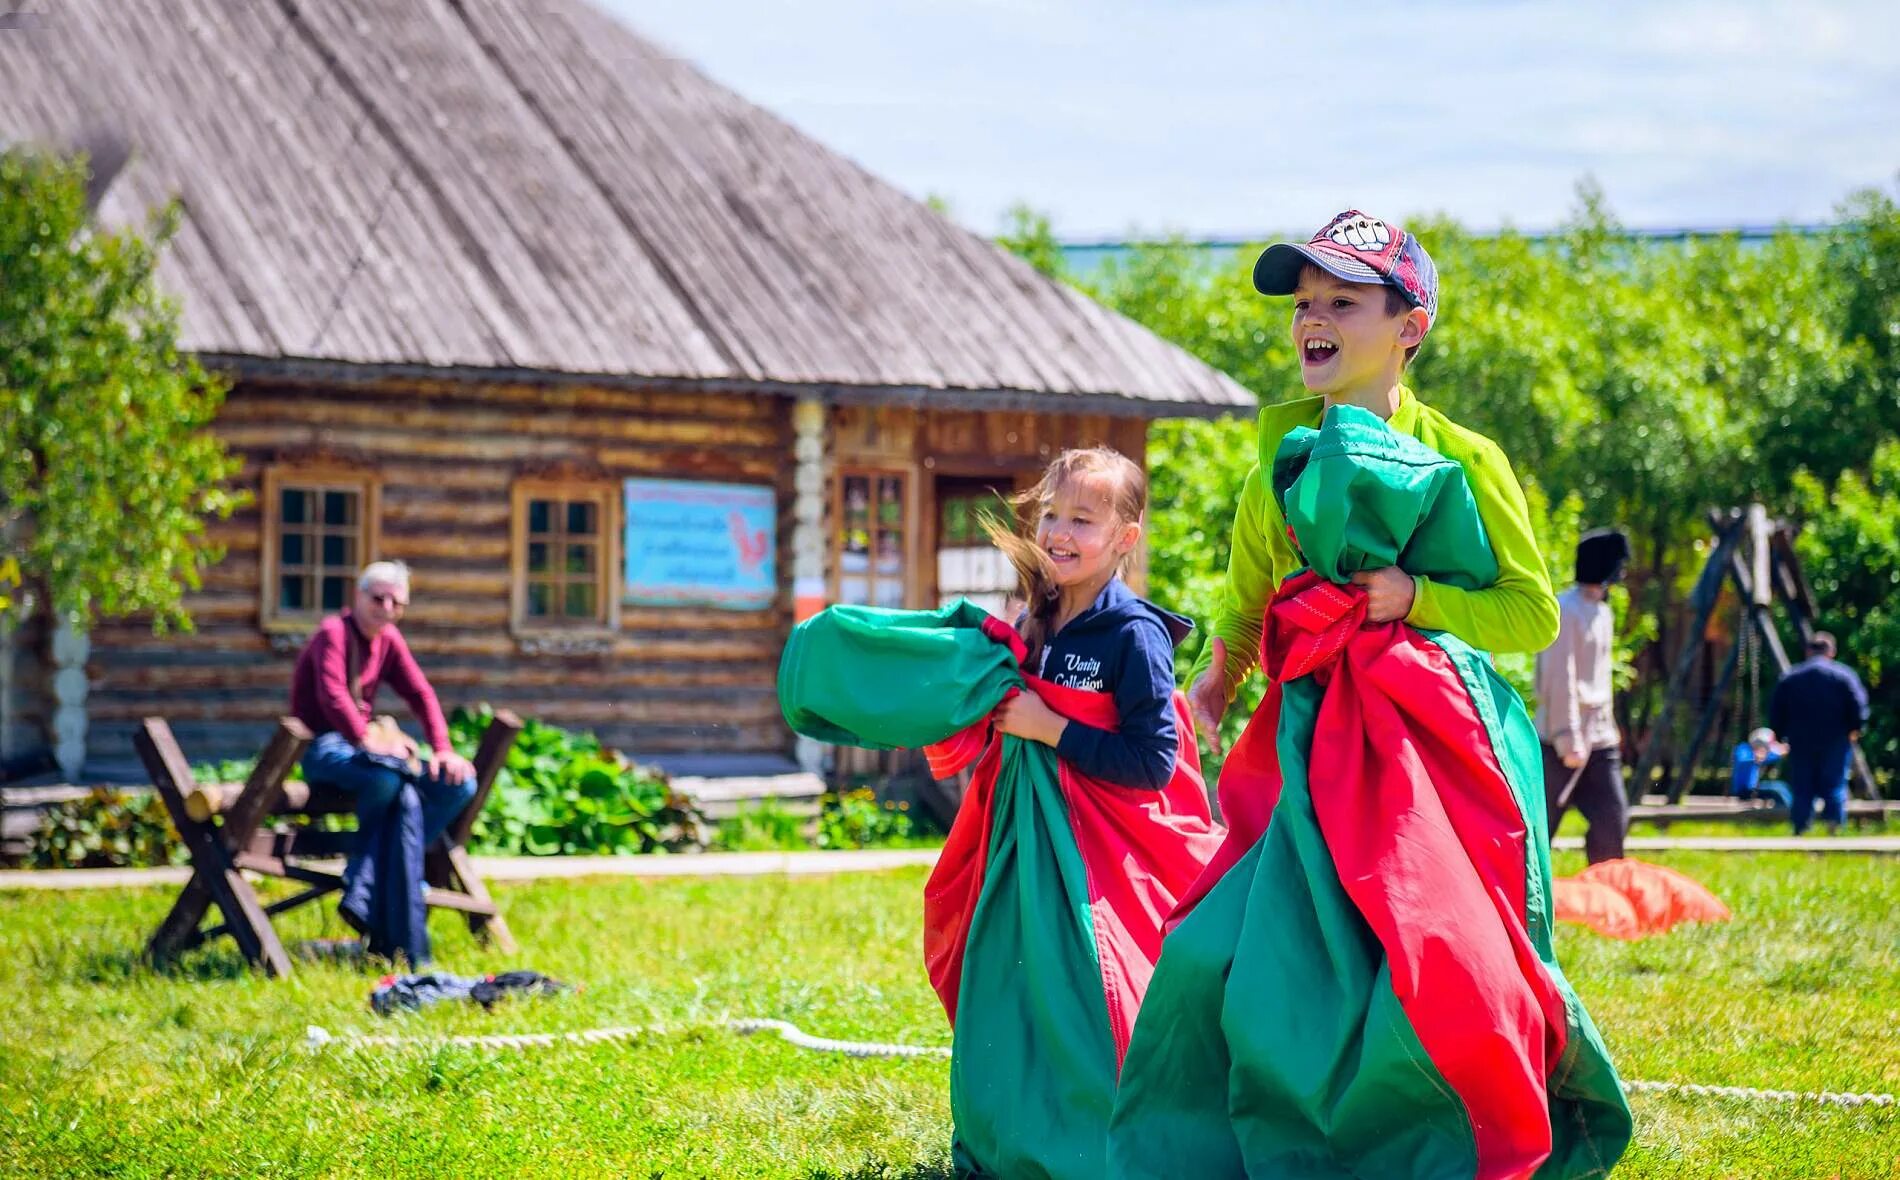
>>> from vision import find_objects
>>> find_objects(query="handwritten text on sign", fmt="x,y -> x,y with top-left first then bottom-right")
623,479 -> 776,610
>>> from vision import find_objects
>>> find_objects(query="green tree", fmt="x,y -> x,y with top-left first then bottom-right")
0,149 -> 239,631
997,203 -> 1070,281
1789,442 -> 1900,780
999,184 -> 1893,776
1831,179 -> 1900,446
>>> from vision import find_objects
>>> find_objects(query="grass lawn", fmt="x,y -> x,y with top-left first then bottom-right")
1,850 -> 1895,1178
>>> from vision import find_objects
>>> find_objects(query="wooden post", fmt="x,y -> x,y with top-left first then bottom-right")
1668,631 -> 1744,805
1746,503 -> 1772,608
446,710 -> 522,850
137,718 -> 292,977
1627,514 -> 1743,802
438,710 -> 522,951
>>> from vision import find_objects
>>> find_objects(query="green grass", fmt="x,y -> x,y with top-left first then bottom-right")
1,852 -> 1895,1178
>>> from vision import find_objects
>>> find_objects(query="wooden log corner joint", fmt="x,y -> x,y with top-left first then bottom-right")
137,710 -> 524,978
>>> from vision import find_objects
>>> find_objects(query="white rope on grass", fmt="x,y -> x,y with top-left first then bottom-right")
1620,1078 -> 1895,1110
727,1017 -> 951,1059
305,1018 -> 950,1059
306,1021 -> 1894,1106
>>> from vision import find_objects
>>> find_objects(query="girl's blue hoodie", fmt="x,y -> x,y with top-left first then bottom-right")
1033,577 -> 1195,791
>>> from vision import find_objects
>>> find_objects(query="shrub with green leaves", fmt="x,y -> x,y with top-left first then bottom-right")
711,800 -> 811,852
28,788 -> 187,869
449,707 -> 710,856
817,788 -> 933,850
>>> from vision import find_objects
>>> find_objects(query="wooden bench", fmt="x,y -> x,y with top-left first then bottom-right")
136,711 -> 523,977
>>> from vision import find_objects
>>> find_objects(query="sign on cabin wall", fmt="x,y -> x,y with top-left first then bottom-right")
623,479 -> 777,610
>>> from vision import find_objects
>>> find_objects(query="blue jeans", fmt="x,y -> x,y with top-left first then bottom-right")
1749,781 -> 1794,811
301,731 -> 477,878
1784,745 -> 1852,835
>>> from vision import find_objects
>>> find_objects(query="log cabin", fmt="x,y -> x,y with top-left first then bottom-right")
0,0 -> 1252,788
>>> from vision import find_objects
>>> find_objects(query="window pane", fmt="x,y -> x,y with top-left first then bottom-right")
874,579 -> 904,608
528,542 -> 549,573
566,500 -> 597,536
280,574 -> 308,611
876,531 -> 902,573
566,543 -> 595,574
838,576 -> 869,606
322,534 -> 350,567
320,575 -> 349,610
281,489 -> 308,525
281,531 -> 306,567
843,476 -> 870,523
527,582 -> 551,617
528,499 -> 552,536
322,490 -> 357,526
564,583 -> 596,619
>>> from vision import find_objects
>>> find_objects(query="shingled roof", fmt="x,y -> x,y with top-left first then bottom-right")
0,0 -> 1253,415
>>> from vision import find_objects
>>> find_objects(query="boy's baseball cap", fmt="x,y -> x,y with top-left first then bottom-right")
1253,210 -> 1439,324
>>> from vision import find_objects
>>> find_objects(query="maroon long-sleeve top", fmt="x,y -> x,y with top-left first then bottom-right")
289,611 -> 450,753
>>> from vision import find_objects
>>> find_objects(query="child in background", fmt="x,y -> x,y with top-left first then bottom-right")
1731,725 -> 1792,809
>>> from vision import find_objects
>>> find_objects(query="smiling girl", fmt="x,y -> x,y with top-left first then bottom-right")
984,447 -> 1193,790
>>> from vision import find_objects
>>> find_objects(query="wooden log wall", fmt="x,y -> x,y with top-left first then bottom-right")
832,404 -> 1151,607
83,376 -> 796,776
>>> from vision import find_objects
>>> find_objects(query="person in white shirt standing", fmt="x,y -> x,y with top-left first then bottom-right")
1536,529 -> 1631,864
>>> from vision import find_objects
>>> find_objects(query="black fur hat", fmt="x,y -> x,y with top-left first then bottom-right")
1575,528 -> 1632,585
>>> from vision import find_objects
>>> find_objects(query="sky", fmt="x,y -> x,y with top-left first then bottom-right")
597,0 -> 1900,241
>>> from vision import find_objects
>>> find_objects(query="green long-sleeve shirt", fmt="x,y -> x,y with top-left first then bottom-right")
1189,387 -> 1559,697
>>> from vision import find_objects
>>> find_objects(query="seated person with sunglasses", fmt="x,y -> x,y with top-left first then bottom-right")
288,561 -> 477,957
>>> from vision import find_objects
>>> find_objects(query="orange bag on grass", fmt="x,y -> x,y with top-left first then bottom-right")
1552,858 -> 1730,940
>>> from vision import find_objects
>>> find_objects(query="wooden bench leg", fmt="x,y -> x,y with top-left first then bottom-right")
137,720 -> 293,978
442,845 -> 515,953
428,711 -> 523,954
147,873 -> 215,964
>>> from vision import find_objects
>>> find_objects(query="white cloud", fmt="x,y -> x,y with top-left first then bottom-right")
602,0 -> 1900,236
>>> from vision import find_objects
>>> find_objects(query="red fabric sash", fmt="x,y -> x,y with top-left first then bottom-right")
1180,570 -> 1572,1180
921,618 -> 1223,1063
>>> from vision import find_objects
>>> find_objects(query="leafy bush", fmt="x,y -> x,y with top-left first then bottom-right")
29,788 -> 187,869
450,706 -> 710,856
711,800 -> 810,852
816,788 -> 923,850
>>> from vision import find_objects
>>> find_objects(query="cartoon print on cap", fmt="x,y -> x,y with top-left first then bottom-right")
1328,214 -> 1392,252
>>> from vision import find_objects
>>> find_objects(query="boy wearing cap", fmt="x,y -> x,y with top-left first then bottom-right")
1187,211 -> 1559,748
1536,529 -> 1633,864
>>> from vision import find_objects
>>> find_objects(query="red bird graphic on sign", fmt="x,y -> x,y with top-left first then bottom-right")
730,511 -> 769,572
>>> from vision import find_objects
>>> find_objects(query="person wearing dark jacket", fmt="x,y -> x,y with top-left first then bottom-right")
1033,576 -> 1193,791
1768,632 -> 1870,835
984,447 -> 1195,792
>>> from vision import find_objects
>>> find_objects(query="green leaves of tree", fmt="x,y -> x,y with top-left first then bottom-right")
0,149 -> 240,632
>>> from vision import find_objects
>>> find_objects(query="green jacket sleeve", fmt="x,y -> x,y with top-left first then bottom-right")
1187,465 -> 1288,699
1404,437 -> 1559,653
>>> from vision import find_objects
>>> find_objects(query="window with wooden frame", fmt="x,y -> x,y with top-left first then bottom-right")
511,480 -> 617,633
833,470 -> 909,609
260,467 -> 379,631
